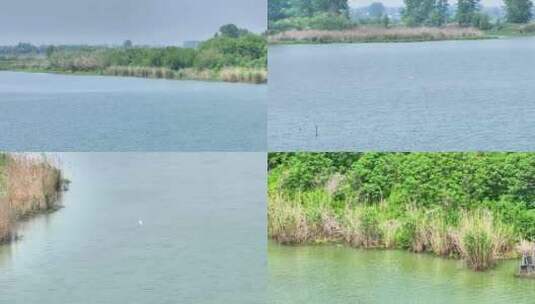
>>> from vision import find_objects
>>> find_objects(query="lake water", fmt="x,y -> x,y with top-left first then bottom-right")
0,72 -> 266,151
268,38 -> 535,151
0,153 -> 267,303
269,243 -> 535,304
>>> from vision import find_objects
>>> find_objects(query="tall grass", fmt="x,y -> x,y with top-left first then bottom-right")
268,191 -> 521,271
103,66 -> 176,79
0,154 -> 63,244
268,194 -> 309,244
102,66 -> 268,84
219,67 -> 267,84
458,211 -> 497,271
269,26 -> 484,44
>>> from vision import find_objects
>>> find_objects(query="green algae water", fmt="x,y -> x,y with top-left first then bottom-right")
269,242 -> 535,304
0,153 -> 267,303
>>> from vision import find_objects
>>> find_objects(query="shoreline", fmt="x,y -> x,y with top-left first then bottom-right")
267,27 -> 535,45
267,153 -> 535,274
268,193 -> 527,273
0,66 -> 268,84
269,35 -> 495,45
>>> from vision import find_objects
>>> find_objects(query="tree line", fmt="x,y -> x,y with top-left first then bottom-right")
269,0 -> 533,30
1,25 -> 267,72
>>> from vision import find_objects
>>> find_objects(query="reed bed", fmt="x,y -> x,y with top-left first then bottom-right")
103,66 -> 267,84
0,154 -> 63,244
268,192 -> 521,271
269,26 -> 484,44
103,66 -> 176,79
219,67 -> 268,84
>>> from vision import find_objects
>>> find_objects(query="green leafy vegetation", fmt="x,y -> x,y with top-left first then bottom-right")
268,152 -> 535,271
0,24 -> 267,84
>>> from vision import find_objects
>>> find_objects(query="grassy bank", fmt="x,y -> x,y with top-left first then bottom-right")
0,60 -> 267,84
268,152 -> 535,271
0,154 -> 64,244
268,26 -> 487,44
0,24 -> 268,84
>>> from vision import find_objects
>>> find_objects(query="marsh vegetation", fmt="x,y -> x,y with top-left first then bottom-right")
0,24 -> 267,84
268,152 -> 535,271
0,154 -> 64,244
268,0 -> 534,43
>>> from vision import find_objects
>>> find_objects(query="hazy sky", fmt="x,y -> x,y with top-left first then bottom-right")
350,0 -> 503,7
0,0 -> 266,45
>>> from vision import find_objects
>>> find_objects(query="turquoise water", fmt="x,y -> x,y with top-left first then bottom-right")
0,72 -> 266,151
269,38 -> 535,151
0,153 -> 267,303
269,243 -> 535,304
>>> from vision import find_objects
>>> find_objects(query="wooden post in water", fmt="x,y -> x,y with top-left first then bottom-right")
315,124 -> 318,138
519,251 -> 535,278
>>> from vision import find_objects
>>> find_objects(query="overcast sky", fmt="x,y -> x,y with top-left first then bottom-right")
350,0 -> 503,8
0,0 -> 266,45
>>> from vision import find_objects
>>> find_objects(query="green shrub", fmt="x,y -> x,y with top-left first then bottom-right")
270,13 -> 355,32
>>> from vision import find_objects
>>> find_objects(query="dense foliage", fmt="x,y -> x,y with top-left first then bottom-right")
1,24 -> 266,72
269,153 -> 535,271
269,0 -> 354,31
48,25 -> 265,71
504,0 -> 534,23
269,152 -> 535,240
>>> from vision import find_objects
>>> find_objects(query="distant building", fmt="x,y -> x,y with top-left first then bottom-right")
182,41 -> 200,49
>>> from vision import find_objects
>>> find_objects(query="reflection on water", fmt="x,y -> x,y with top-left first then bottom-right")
269,243 -> 535,304
0,153 -> 267,304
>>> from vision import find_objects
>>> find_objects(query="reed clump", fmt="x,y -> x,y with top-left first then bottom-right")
268,194 -> 310,244
458,211 -> 497,271
103,66 -> 176,79
269,26 -> 484,44
0,154 -> 63,244
219,67 -> 268,84
268,192 -> 521,271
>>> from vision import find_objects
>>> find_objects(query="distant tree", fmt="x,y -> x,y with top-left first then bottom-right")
382,14 -> 391,27
269,0 -> 291,21
13,42 -> 37,54
45,45 -> 57,58
504,0 -> 533,23
456,0 -> 480,26
289,0 -> 315,17
429,0 -> 449,26
316,0 -> 350,15
369,2 -> 386,19
472,12 -> 492,29
402,0 -> 436,25
286,0 -> 349,17
123,40 -> 133,48
219,24 -> 249,38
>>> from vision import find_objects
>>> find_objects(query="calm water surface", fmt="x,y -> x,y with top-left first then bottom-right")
0,153 -> 267,303
269,243 -> 535,304
269,38 -> 535,151
0,72 -> 266,151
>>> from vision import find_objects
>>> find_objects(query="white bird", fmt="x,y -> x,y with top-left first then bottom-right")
138,219 -> 144,226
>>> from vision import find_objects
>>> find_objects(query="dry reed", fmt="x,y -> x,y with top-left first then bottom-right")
0,154 -> 63,244
269,26 -> 484,44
